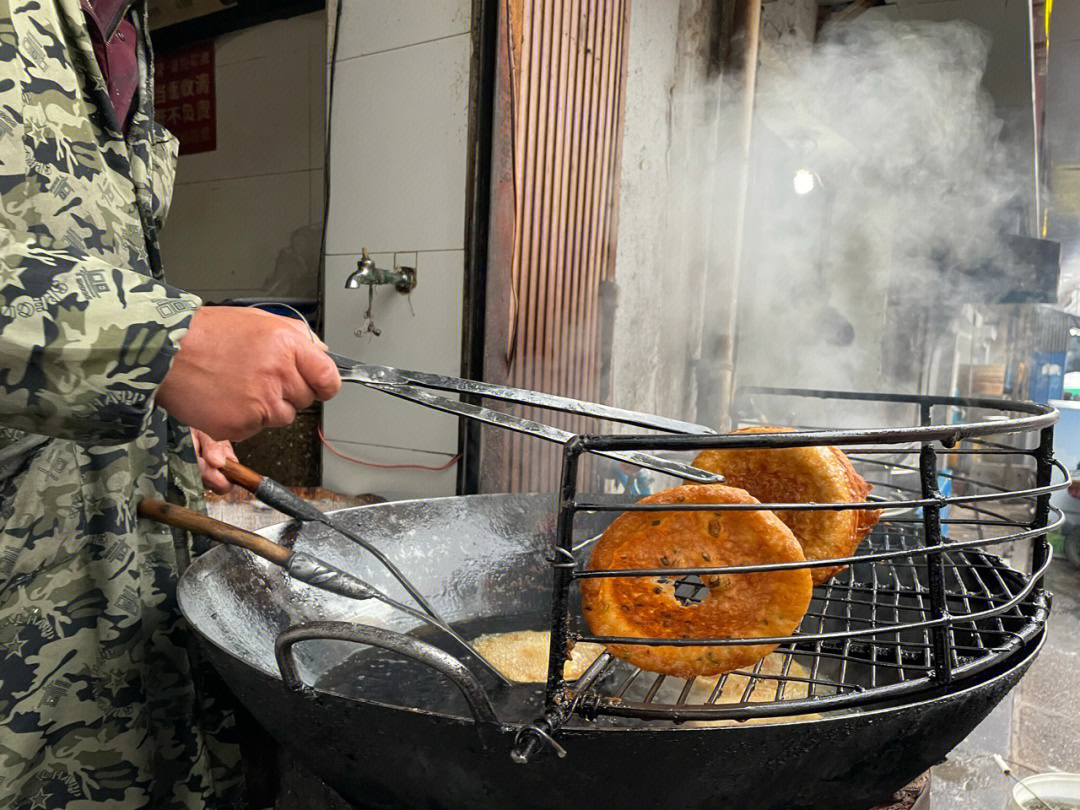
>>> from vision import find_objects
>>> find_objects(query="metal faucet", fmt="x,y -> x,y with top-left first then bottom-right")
344,248 -> 417,293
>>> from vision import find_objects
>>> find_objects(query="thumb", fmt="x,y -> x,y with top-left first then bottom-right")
295,342 -> 342,401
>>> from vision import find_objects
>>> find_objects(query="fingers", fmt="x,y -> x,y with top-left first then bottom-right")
161,305 -> 336,443
192,428 -> 235,494
202,467 -> 233,495
265,317 -> 337,410
204,438 -> 225,467
279,362 -> 318,413
265,398 -> 298,429
191,429 -> 205,473
293,323 -> 328,351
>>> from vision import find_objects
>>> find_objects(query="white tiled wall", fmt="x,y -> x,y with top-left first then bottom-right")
321,2 -> 473,500
321,439 -> 459,502
334,0 -> 470,61
160,11 -> 327,300
324,34 -> 470,255
323,251 -> 464,454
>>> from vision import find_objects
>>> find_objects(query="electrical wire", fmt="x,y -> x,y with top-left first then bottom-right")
314,1 -> 458,477
316,0 -> 345,336
318,424 -> 460,471
245,301 -> 318,343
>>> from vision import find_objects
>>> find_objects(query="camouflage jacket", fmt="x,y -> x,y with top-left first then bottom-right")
0,1 -> 242,807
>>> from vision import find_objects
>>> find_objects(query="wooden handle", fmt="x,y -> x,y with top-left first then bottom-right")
138,498 -> 291,566
220,459 -> 264,493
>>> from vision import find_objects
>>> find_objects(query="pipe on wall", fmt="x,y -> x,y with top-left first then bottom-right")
694,0 -> 762,429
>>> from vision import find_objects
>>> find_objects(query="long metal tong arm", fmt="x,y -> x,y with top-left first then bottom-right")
365,382 -> 722,484
327,352 -> 722,484
216,459 -> 513,685
220,459 -> 439,615
328,354 -> 714,436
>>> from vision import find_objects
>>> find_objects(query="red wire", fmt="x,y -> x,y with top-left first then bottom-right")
317,424 -> 461,471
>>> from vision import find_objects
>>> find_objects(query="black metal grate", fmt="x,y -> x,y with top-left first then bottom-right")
566,521 -> 1048,722
510,388 -> 1065,760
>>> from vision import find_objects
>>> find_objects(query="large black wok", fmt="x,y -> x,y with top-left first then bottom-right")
177,494 -> 1043,810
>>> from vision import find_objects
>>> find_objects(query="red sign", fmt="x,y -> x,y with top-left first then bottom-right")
154,42 -> 216,155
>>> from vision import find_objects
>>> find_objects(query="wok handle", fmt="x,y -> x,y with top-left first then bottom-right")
275,621 -> 500,739
137,498 -> 291,566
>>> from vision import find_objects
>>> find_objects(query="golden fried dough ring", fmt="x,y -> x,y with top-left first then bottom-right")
581,484 -> 814,679
470,631 -> 604,683
692,427 -> 881,585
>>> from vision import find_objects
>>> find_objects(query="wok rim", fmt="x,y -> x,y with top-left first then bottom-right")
178,491 -> 1047,733
186,587 -> 1044,734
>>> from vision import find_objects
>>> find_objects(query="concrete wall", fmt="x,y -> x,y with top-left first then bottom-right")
320,0 -> 473,500
608,2 -> 693,424
611,0 -> 1038,420
160,12 -> 327,301
609,0 -> 818,428
608,0 -> 737,428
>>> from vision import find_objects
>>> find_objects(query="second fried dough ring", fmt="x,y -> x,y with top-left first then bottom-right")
692,427 -> 881,585
581,484 -> 814,679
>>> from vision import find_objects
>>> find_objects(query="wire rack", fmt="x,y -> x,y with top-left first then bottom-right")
511,388 -> 1066,761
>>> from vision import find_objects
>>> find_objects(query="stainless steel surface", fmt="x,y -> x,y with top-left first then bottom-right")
342,362 -> 715,435
180,494 -> 577,687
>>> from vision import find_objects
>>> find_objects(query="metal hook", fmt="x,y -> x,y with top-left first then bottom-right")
546,547 -> 577,569
511,722 -> 567,763
356,285 -> 382,338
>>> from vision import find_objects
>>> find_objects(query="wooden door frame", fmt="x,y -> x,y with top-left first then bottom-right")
458,0 -> 503,495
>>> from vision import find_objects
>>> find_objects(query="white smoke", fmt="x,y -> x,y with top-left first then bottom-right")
735,19 -> 1029,405
611,14 -> 1034,432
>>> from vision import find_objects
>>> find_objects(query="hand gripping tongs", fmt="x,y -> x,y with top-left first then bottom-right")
326,352 -> 723,484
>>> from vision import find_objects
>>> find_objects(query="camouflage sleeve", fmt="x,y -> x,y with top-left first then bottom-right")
0,230 -> 201,444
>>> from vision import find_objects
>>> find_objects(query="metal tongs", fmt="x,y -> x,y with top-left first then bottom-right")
326,352 -> 722,484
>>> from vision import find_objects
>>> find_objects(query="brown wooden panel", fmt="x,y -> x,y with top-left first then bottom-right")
484,0 -> 630,494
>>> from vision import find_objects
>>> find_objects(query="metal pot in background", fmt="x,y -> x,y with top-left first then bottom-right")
1008,772 -> 1080,810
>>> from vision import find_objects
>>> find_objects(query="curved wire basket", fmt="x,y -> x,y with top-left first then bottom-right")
514,388 -> 1067,760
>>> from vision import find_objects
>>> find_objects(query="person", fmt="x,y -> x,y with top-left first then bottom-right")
0,0 -> 341,806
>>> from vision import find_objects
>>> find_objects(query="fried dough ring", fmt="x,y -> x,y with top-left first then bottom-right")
692,427 -> 881,585
581,484 -> 814,679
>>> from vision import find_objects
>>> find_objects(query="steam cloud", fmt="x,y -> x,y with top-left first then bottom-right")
612,15 -> 1033,432
734,18 -> 1029,412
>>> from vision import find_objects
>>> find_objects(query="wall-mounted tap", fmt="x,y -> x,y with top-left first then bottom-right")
345,248 -> 417,293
